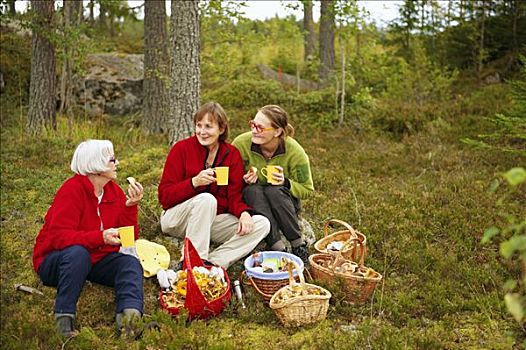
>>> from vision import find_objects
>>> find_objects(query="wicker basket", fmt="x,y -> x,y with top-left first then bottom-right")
269,261 -> 331,327
309,239 -> 382,304
314,219 -> 367,255
242,252 -> 303,302
241,271 -> 294,302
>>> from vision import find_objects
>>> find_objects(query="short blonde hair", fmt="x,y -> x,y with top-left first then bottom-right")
70,140 -> 114,175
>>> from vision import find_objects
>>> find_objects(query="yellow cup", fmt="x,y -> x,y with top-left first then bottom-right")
118,226 -> 135,248
214,166 -> 229,186
261,165 -> 281,185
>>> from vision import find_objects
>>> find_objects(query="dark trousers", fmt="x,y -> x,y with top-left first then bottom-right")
38,245 -> 144,315
243,184 -> 301,248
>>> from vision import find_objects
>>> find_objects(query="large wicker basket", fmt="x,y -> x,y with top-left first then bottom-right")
314,219 -> 367,255
309,239 -> 382,304
269,261 -> 331,327
242,252 -> 304,302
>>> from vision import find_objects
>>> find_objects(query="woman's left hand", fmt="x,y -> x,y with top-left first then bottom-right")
237,211 -> 254,236
271,166 -> 285,186
126,181 -> 144,207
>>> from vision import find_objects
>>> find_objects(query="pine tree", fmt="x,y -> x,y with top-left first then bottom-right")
27,0 -> 56,135
143,0 -> 169,134
169,0 -> 200,144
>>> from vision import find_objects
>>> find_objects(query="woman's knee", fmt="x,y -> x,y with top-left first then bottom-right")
194,193 -> 217,210
120,255 -> 143,274
243,184 -> 264,197
62,245 -> 91,265
253,215 -> 271,237
264,186 -> 290,202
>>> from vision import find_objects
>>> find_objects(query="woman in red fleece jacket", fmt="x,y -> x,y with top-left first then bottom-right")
158,102 -> 270,269
33,140 -> 145,337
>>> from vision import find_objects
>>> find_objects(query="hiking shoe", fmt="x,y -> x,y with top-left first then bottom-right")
291,243 -> 310,266
55,314 -> 76,338
115,308 -> 141,339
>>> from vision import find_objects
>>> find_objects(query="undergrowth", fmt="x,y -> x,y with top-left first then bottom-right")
1,91 -> 524,349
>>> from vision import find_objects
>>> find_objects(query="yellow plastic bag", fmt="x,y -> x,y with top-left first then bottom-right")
135,239 -> 170,277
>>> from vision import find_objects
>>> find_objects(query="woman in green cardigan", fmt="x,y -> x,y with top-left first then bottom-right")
232,105 -> 314,263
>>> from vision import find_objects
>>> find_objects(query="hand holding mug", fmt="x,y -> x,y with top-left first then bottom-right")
192,168 -> 216,187
261,165 -> 284,185
103,228 -> 120,245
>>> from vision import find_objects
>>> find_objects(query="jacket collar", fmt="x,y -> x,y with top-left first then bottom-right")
250,139 -> 286,158
191,135 -> 230,168
75,174 -> 116,202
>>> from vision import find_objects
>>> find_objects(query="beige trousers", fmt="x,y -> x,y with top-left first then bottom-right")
160,193 -> 270,269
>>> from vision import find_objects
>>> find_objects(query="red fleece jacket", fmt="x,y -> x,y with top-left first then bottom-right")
32,174 -> 139,273
158,136 -> 252,217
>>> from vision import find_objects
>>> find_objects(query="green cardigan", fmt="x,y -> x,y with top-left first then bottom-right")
232,132 -> 314,199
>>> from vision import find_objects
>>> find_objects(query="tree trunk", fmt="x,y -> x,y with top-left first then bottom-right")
7,0 -> 16,15
143,0 -> 169,134
58,0 -> 72,116
319,0 -> 335,81
99,1 -> 107,30
477,0 -> 486,78
88,0 -> 94,26
512,0 -> 519,53
339,44 -> 345,126
356,30 -> 361,59
72,0 -> 83,25
27,0 -> 56,135
169,0 -> 200,144
303,0 -> 315,62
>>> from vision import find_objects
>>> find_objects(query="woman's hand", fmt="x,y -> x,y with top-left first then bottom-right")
192,169 -> 216,187
103,228 -> 121,245
243,166 -> 258,184
237,211 -> 254,236
270,166 -> 285,186
125,181 -> 144,207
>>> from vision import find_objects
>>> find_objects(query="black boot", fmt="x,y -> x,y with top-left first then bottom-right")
55,313 -> 76,337
115,308 -> 141,339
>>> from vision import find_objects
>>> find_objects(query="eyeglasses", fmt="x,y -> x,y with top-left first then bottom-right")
109,157 -> 117,164
249,120 -> 274,133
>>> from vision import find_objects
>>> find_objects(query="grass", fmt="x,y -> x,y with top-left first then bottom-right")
1,90 -> 525,349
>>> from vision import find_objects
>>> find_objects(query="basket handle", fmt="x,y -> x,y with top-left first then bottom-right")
286,260 -> 306,288
239,270 -> 275,300
323,219 -> 358,239
338,238 -> 366,266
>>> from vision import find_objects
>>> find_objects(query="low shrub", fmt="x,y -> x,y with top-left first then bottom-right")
203,78 -> 289,110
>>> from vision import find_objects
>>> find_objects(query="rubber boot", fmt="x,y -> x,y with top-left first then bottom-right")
55,313 -> 76,337
115,308 -> 141,339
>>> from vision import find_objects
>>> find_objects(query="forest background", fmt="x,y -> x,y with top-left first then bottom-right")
0,0 -> 525,349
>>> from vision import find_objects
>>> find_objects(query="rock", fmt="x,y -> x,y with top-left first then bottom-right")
73,53 -> 144,116
257,64 -> 324,91
483,72 -> 500,85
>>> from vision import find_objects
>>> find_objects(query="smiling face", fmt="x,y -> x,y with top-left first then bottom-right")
195,113 -> 225,149
250,111 -> 281,145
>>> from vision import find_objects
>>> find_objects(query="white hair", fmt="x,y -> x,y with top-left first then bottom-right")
70,140 -> 114,175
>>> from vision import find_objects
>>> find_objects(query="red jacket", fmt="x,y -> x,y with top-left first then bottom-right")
33,174 -> 139,273
158,136 -> 252,217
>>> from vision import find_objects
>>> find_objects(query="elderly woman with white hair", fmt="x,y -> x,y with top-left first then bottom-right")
32,139 -> 145,338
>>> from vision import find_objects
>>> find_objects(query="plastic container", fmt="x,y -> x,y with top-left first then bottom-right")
244,251 -> 304,280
